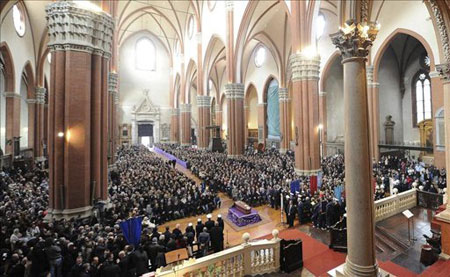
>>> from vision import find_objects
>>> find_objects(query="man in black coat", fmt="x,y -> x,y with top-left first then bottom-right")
98,253 -> 120,277
132,246 -> 149,276
195,219 -> 204,241
205,214 -> 215,231
217,214 -> 224,229
209,223 -> 224,253
286,200 -> 296,227
146,238 -> 159,272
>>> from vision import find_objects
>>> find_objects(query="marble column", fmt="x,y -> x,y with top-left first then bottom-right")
290,52 -> 321,176
35,87 -> 46,158
180,103 -> 191,146
318,91 -> 327,156
197,95 -> 211,149
108,72 -> 118,163
366,65 -> 380,161
45,1 -> 114,219
331,20 -> 379,276
435,63 -> 450,257
279,88 -> 290,153
170,108 -> 180,144
225,83 -> 244,156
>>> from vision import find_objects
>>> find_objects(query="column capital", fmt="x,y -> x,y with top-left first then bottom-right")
436,63 -> 450,81
26,99 -> 37,104
290,52 -> 320,82
108,72 -> 119,94
319,91 -> 327,97
215,105 -> 222,112
278,88 -> 290,101
35,87 -> 47,104
330,19 -> 379,60
225,83 -> 245,99
429,0 -> 450,63
171,108 -> 180,116
4,92 -> 20,99
180,103 -> 192,113
225,1 -> 234,10
46,1 -> 114,58
196,95 -> 211,107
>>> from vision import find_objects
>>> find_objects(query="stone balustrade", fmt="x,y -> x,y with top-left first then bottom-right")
156,230 -> 281,277
374,188 -> 417,222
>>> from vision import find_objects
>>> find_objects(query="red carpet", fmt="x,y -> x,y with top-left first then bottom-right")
420,260 -> 450,277
259,228 -> 450,276
258,229 -> 345,276
378,261 -> 416,277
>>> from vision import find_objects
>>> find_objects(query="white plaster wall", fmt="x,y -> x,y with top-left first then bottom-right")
119,32 -> 171,126
324,59 -> 344,142
402,55 -> 421,143
201,1 -> 227,60
20,78 -> 28,148
379,48 -> 403,143
0,71 -> 6,151
244,45 -> 278,103
0,5 -> 36,95
318,9 -> 341,88
371,0 -> 442,66
190,86 -> 198,130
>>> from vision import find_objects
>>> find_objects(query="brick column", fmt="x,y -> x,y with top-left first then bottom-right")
180,103 -> 191,146
108,72 -> 118,163
279,88 -> 290,153
197,95 -> 211,149
290,53 -> 321,176
26,98 -> 36,155
215,105 -> 222,138
244,105 -> 249,146
5,92 -> 20,155
46,1 -> 114,219
225,83 -> 244,156
319,91 -> 327,156
35,87 -> 46,157
170,108 -> 180,144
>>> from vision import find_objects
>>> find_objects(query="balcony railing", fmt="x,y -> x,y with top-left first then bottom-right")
156,230 -> 281,277
374,188 -> 417,222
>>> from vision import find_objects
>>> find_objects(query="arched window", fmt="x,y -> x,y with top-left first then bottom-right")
13,4 -> 26,37
412,71 -> 431,126
135,37 -> 156,71
254,45 -> 266,68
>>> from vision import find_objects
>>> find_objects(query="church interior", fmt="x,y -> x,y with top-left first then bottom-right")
2,0 -> 450,276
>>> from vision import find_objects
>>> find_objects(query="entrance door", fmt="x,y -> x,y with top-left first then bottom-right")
138,123 -> 154,147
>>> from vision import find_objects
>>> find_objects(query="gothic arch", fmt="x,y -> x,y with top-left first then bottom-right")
0,42 -> 15,92
373,28 -> 436,82
320,50 -> 341,92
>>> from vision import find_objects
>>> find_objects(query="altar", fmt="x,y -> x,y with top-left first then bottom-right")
227,201 -> 262,227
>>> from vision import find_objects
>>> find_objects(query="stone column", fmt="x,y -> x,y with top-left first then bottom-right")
180,103 -> 191,146
197,95 -> 211,149
279,88 -> 290,153
366,65 -> 380,161
225,83 -> 244,156
319,91 -> 327,156
170,108 -> 180,144
435,63 -> 450,257
35,87 -> 46,157
46,1 -> 114,219
108,72 -> 118,163
290,52 -> 321,176
331,20 -> 379,276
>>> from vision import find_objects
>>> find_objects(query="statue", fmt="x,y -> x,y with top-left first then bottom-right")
383,115 -> 395,145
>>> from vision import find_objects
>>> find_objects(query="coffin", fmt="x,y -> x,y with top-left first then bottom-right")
233,201 -> 251,215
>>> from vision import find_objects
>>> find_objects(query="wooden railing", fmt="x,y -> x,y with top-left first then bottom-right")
156,230 -> 281,277
374,188 -> 417,222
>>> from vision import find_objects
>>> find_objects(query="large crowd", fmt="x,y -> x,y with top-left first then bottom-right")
0,146 -> 221,277
0,142 -> 446,276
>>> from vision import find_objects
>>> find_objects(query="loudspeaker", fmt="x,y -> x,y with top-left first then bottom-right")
280,239 -> 303,273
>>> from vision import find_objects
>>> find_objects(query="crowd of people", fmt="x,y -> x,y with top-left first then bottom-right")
0,146 -> 222,276
0,140 -> 446,276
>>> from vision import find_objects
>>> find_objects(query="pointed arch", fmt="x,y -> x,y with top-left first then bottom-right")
0,42 -> 15,92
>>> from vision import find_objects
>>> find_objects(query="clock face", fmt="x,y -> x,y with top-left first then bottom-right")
13,4 -> 26,37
